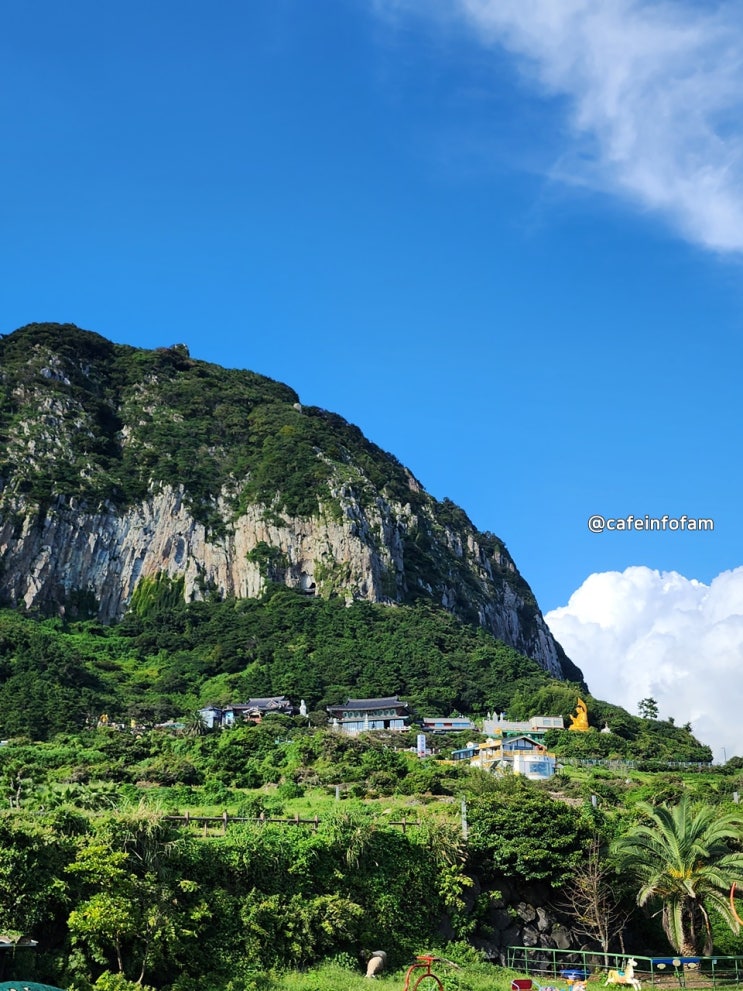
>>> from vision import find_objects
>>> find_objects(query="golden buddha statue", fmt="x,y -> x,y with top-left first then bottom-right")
569,697 -> 589,732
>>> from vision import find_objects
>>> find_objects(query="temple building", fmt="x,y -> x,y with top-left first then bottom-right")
326,696 -> 411,735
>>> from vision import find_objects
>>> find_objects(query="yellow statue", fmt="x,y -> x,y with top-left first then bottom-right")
569,697 -> 589,732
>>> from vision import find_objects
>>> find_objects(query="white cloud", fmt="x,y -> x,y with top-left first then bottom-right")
545,566 -> 743,761
380,0 -> 743,252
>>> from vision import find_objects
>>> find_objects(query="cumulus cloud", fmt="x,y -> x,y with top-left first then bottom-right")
381,0 -> 743,252
545,566 -> 743,760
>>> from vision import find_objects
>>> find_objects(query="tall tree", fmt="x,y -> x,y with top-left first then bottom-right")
556,834 -> 632,960
612,797 -> 743,955
637,698 -> 659,719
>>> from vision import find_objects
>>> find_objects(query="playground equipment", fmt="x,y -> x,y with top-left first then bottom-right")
732,882 -> 743,925
605,959 -> 641,990
512,981 -> 535,991
561,969 -> 589,983
511,980 -> 563,991
402,955 -> 463,991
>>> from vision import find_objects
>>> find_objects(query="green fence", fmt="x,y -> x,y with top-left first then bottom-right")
506,947 -> 743,988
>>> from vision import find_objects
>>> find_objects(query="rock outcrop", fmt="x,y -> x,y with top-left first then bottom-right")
0,322 -> 580,681
0,482 -> 571,677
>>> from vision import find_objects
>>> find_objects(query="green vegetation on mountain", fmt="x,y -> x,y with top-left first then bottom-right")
0,585 -> 553,734
0,727 -> 741,991
0,619 -> 732,991
0,588 -> 711,764
0,322 -> 573,680
0,322 -> 419,525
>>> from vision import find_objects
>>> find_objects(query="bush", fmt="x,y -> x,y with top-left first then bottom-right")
94,973 -> 156,991
276,780 -> 305,800
467,777 -> 589,886
235,794 -> 285,818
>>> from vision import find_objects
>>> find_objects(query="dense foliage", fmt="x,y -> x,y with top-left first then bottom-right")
0,707 -> 739,990
0,591 -> 710,764
467,776 -> 591,886
0,322 -> 435,529
0,589 -> 553,736
0,322 -> 580,680
0,804 -> 466,990
612,797 -> 743,955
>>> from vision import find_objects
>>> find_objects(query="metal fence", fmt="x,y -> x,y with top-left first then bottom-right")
558,760 -> 713,771
162,811 -> 420,835
506,946 -> 743,988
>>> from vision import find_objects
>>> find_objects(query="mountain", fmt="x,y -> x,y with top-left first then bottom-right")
0,322 -> 581,682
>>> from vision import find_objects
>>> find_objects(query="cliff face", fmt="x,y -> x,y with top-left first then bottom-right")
0,323 -> 579,681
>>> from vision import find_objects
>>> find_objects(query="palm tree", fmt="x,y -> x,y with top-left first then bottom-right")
184,710 -> 208,736
612,797 -> 743,955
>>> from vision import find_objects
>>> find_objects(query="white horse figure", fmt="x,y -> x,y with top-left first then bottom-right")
605,959 -> 641,991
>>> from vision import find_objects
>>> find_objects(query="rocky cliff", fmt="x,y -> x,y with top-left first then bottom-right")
0,322 -> 580,681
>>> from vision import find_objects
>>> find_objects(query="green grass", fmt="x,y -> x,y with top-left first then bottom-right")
242,955 -> 525,991
134,784 -> 462,832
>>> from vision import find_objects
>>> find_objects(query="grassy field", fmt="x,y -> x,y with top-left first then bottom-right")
137,759 -> 733,823
235,956 -> 525,991
264,959 -> 743,991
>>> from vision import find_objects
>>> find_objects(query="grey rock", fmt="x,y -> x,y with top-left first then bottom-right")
552,926 -> 573,950
491,909 -> 513,932
0,482 -> 569,675
536,907 -> 551,932
517,902 -> 537,924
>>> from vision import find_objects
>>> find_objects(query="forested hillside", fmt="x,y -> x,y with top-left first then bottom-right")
0,322 -> 577,678
0,585 -> 711,766
0,566 -> 721,991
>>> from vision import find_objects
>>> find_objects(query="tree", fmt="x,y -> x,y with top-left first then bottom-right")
467,777 -> 589,887
612,797 -> 743,955
0,812 -> 77,937
638,698 -> 659,720
183,710 -> 208,737
556,834 -> 632,960
67,812 -> 200,985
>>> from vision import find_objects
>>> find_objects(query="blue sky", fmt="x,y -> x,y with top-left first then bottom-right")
4,0 -> 743,750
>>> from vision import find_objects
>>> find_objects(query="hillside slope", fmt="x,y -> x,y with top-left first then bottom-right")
0,322 -> 580,680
